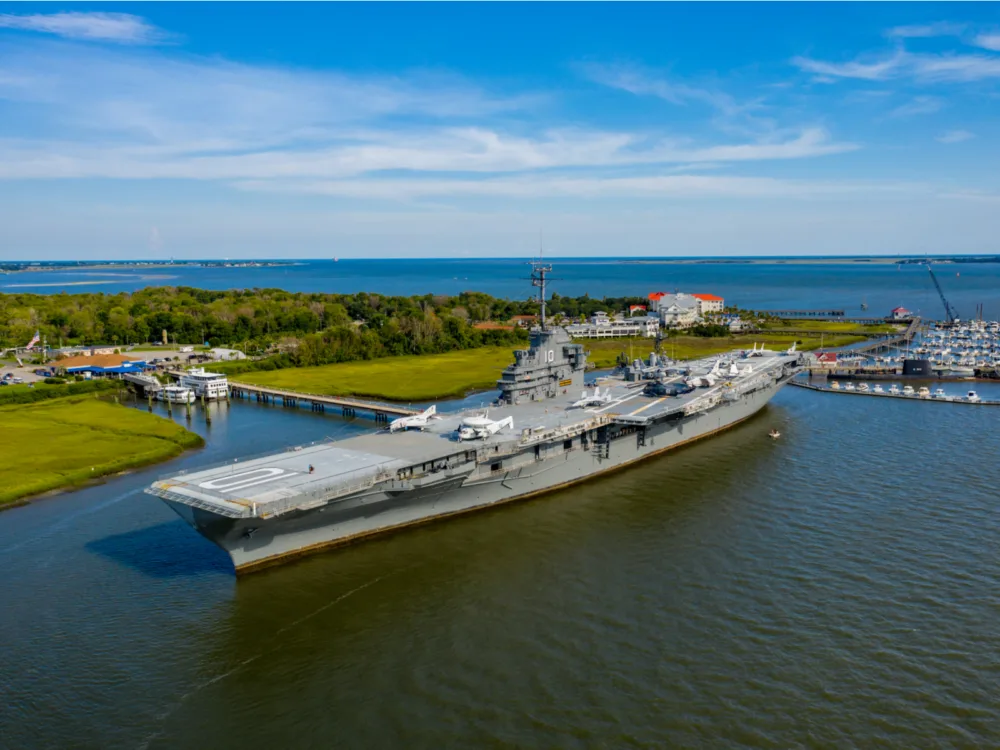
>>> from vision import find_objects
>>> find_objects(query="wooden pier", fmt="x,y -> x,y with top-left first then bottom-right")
227,381 -> 418,423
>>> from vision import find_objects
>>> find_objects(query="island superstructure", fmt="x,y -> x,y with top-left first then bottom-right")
148,264 -> 802,573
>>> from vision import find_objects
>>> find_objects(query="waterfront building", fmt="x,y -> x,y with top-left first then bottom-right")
53,353 -> 148,378
565,311 -> 659,338
648,292 -> 726,327
655,294 -> 701,328
692,293 -> 725,315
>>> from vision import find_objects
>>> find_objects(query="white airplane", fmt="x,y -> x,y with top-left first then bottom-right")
388,404 -> 438,432
457,414 -> 514,441
785,341 -> 797,355
572,385 -> 614,408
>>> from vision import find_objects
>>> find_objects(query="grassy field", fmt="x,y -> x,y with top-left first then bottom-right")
236,332 -> 868,402
236,347 -> 517,402
584,334 -> 866,368
759,320 -> 897,333
0,396 -> 203,507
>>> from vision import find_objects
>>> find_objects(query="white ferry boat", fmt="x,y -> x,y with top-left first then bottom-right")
157,385 -> 196,404
179,367 -> 229,400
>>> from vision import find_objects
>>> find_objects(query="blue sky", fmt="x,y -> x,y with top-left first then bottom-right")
1,2 -> 999,259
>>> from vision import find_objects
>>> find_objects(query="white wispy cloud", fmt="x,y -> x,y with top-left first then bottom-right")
0,12 -> 167,44
0,127 -> 857,181
937,129 -> 975,143
795,48 -> 1000,83
889,96 -> 943,118
886,22 -> 965,39
792,51 -> 906,81
233,174 -> 921,202
975,33 -> 1000,51
578,62 -> 781,139
0,41 -> 856,185
580,62 -> 746,115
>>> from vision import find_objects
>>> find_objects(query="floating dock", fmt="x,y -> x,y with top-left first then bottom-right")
789,379 -> 999,405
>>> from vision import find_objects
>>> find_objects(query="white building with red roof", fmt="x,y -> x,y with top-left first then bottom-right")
692,293 -> 725,315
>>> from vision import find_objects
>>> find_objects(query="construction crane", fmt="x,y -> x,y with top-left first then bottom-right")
926,264 -> 959,324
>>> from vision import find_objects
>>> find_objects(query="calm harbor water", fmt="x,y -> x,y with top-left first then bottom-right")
5,258 -> 1000,320
3,382 -> 1000,748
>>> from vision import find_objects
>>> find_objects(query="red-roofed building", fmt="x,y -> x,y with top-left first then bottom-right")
628,304 -> 647,316
648,292 -> 667,303
890,306 -> 911,320
692,293 -> 725,314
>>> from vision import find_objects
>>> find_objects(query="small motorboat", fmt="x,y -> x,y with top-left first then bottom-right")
933,388 -> 946,399
873,384 -> 885,394
918,386 -> 931,398
966,390 -> 981,403
157,385 -> 196,404
903,385 -> 915,396
889,385 -> 901,395
829,381 -> 840,390
844,383 -> 856,391
858,383 -> 870,393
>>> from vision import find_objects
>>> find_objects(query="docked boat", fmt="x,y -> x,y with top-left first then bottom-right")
157,385 -> 195,404
966,390 -> 981,403
858,383 -> 870,393
873,384 -> 884,394
178,367 -> 229,400
844,383 -> 856,391
933,388 -> 946,399
889,385 -> 901,395
917,387 -> 930,398
903,385 -> 915,396
829,381 -> 840,390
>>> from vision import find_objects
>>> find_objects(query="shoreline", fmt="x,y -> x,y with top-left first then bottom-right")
0,396 -> 205,510
0,440 -> 205,512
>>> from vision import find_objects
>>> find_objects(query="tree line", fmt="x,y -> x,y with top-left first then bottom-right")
0,286 -> 650,368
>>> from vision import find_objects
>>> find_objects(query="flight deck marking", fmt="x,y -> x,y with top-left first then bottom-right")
629,397 -> 666,416
198,468 -> 294,494
594,393 -> 641,413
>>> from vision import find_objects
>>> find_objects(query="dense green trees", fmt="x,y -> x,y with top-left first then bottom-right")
1,286 -> 649,368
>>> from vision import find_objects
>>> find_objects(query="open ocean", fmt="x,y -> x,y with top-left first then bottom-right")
4,257 -> 1000,319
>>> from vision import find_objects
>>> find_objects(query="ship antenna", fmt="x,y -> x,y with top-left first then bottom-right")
532,233 -> 551,330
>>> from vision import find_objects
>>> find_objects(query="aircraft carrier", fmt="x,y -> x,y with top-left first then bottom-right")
147,264 -> 802,573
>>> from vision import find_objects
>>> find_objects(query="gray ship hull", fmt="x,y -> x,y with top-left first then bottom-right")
165,375 -> 787,573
